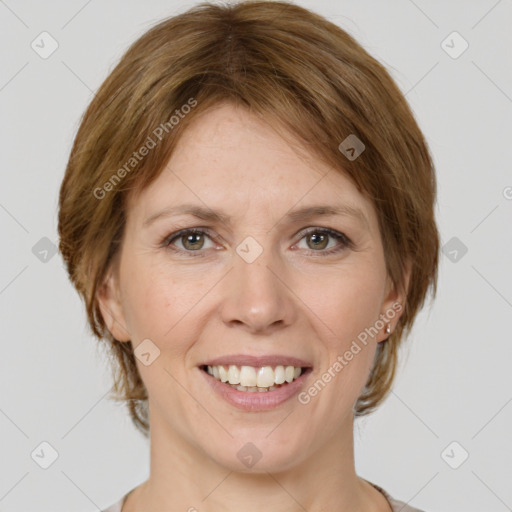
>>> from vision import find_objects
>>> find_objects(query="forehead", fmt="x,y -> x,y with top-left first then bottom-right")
127,103 -> 376,231
166,102 -> 329,188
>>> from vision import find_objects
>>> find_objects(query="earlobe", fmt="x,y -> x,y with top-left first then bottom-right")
378,259 -> 412,342
97,269 -> 131,342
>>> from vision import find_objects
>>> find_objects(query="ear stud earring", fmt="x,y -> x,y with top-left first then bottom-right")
385,323 -> 391,335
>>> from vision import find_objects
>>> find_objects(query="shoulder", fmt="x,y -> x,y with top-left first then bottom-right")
100,494 -> 127,512
102,483 -> 428,512
370,481 -> 427,512
102,484 -> 139,511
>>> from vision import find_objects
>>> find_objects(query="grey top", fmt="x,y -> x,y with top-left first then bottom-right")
101,481 -> 425,511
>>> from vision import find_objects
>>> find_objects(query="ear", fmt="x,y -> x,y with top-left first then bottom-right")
96,264 -> 131,342
376,258 -> 412,343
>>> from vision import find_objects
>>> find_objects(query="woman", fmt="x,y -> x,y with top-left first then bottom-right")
58,2 -> 439,511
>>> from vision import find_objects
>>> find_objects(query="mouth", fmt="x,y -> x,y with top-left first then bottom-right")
199,363 -> 313,393
198,355 -> 314,411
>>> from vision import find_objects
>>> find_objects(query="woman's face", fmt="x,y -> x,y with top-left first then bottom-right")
99,102 -> 407,472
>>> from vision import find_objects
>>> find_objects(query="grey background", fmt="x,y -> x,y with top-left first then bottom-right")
1,0 -> 511,511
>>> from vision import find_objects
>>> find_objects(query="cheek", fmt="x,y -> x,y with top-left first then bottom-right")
300,263 -> 385,347
118,254 -> 174,337
302,270 -> 383,411
120,257 -> 209,353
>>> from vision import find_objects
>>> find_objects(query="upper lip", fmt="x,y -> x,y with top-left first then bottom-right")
201,354 -> 313,368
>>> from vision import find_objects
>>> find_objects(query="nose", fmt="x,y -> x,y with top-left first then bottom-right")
219,244 -> 297,335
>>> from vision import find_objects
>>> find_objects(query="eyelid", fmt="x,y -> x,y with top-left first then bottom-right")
163,227 -> 219,249
162,226 -> 352,255
295,226 -> 351,244
292,226 -> 353,254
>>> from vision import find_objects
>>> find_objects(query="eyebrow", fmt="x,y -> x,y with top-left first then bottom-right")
143,203 -> 368,229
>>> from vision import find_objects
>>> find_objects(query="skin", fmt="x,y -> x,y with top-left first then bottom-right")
98,101 -> 410,512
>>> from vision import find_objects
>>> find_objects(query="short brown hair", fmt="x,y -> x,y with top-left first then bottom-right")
58,0 -> 439,437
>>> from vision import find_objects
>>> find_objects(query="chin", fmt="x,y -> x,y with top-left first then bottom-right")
202,434 -> 310,474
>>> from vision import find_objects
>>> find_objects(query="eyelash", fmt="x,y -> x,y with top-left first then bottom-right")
161,227 -> 352,257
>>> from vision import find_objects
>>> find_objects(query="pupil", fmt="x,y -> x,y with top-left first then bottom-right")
184,233 -> 203,250
309,233 -> 327,250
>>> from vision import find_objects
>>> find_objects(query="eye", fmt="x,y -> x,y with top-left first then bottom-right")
294,228 -> 351,255
162,227 -> 352,257
164,228 -> 216,254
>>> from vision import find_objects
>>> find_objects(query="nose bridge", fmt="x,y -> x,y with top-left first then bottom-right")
220,235 -> 294,332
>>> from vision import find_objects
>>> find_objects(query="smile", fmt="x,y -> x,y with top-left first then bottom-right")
198,354 -> 313,411
202,364 -> 305,392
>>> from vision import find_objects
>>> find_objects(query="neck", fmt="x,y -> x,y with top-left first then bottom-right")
125,402 -> 389,512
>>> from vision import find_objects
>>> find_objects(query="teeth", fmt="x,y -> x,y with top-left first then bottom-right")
228,365 -> 240,385
205,364 -> 305,390
240,365 -> 257,387
219,365 -> 229,382
257,366 -> 274,387
274,365 -> 286,384
234,384 -> 278,392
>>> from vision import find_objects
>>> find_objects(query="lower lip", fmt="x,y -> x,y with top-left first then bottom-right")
199,367 -> 312,412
